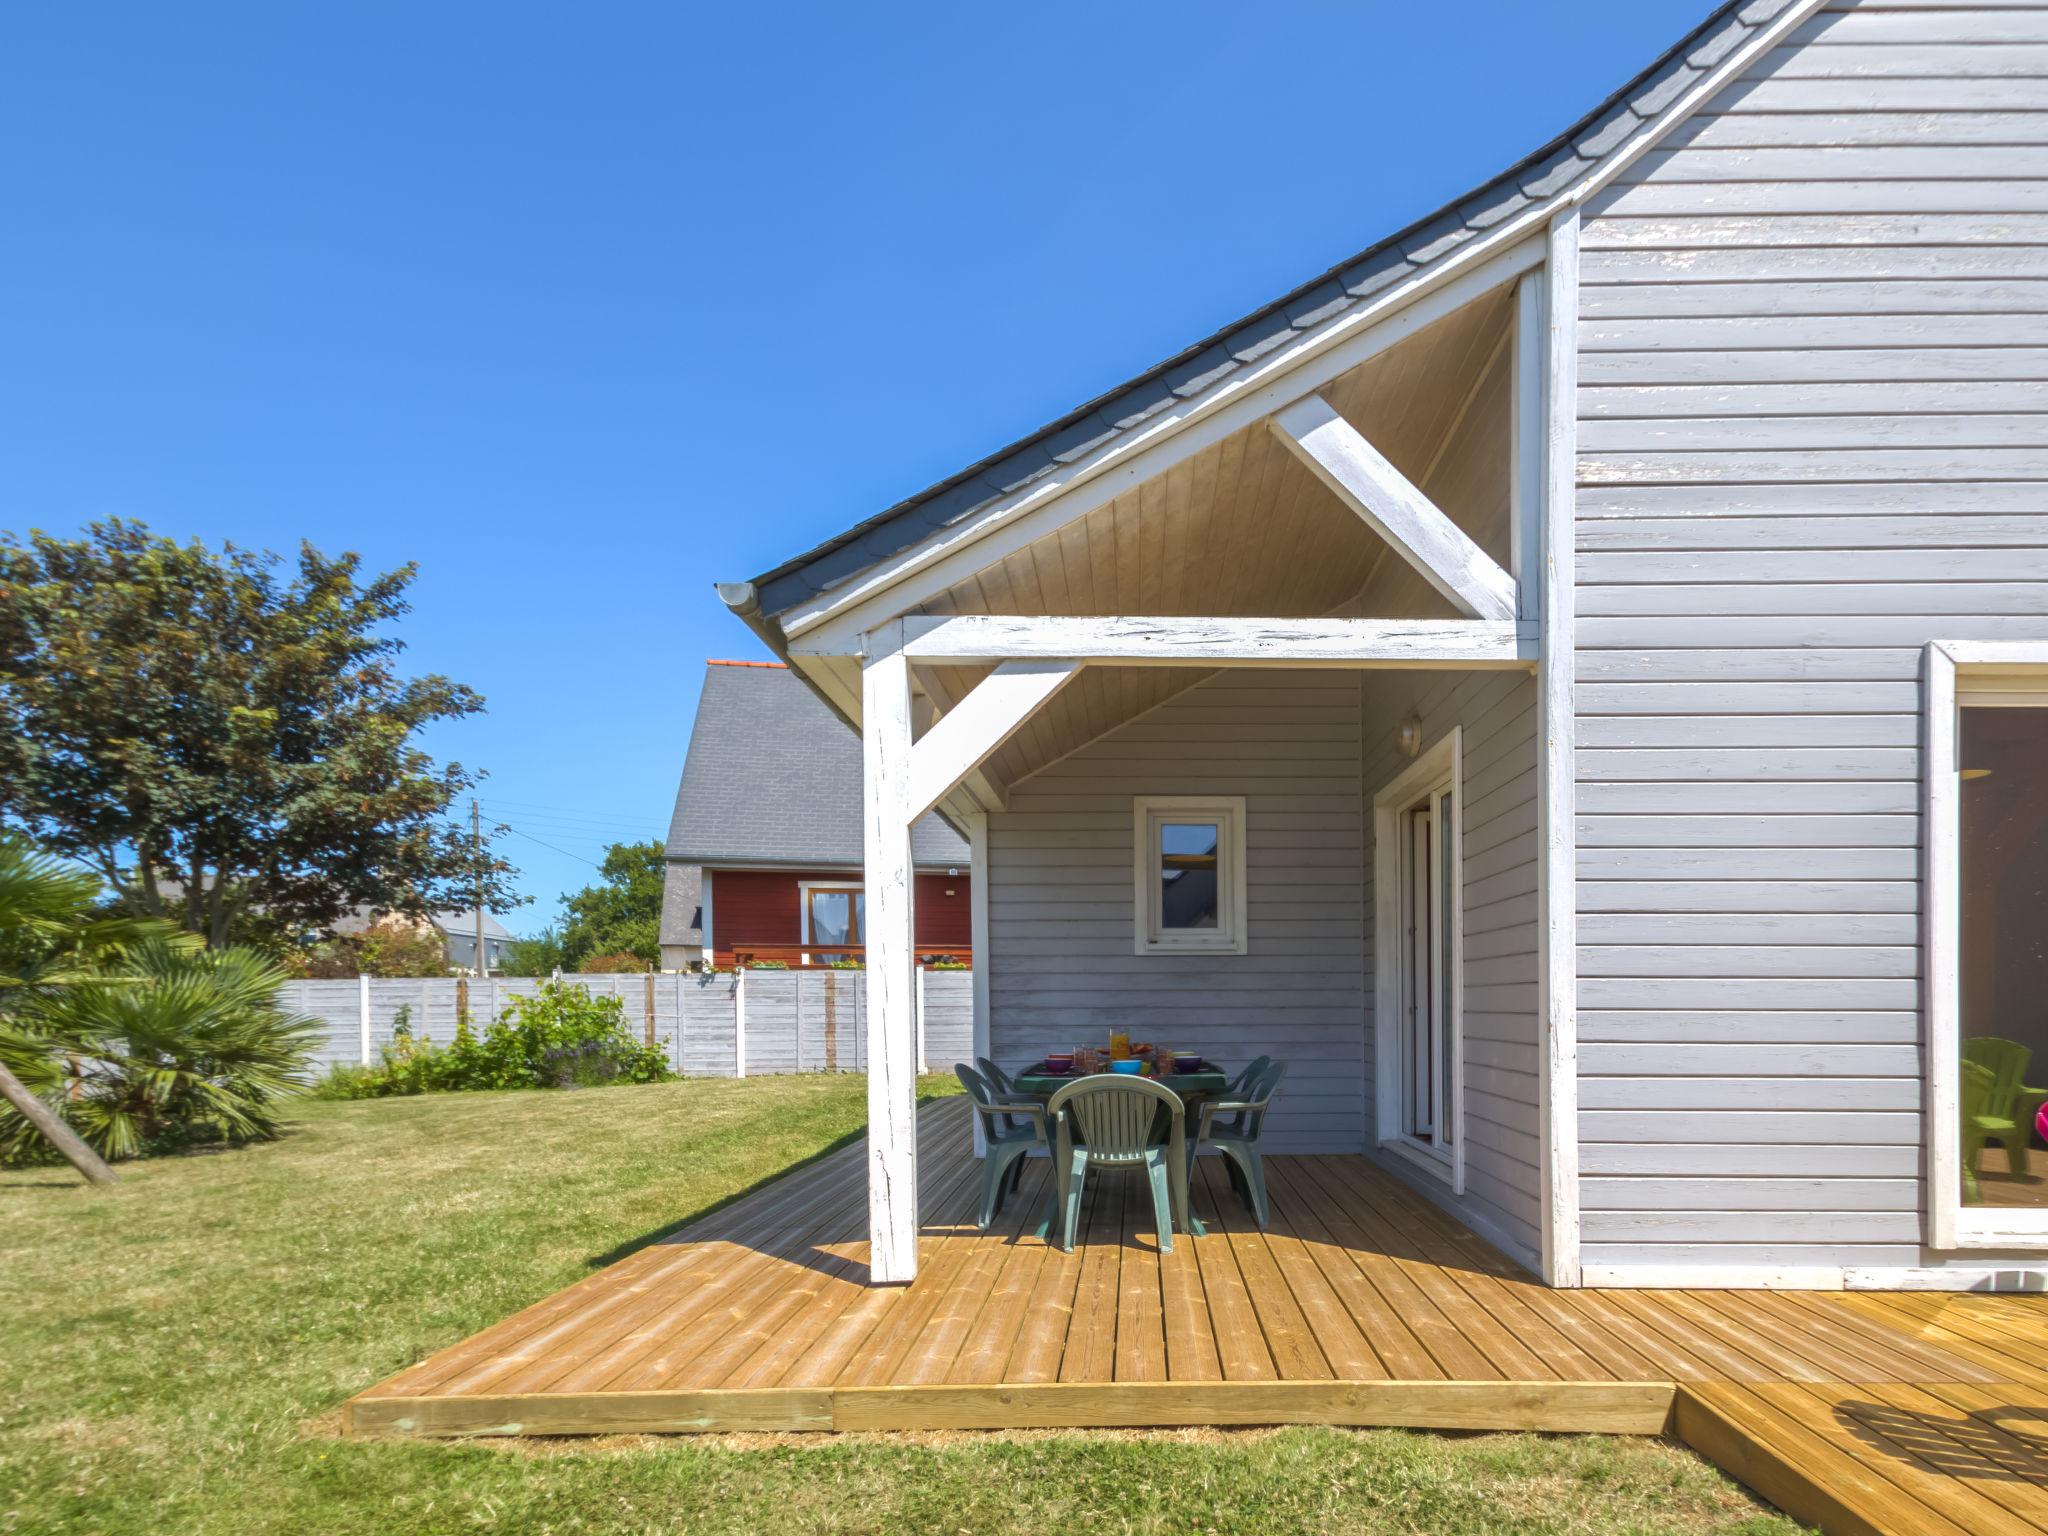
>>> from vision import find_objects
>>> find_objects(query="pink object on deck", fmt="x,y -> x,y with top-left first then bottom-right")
2037,1100 -> 2048,1143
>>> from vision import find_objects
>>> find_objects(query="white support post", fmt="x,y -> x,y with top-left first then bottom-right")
915,962 -> 928,1075
1537,210 -> 1582,1289
1269,395 -> 1517,622
734,964 -> 748,1079
358,974 -> 372,1066
966,810 -> 991,1158
862,626 -> 921,1284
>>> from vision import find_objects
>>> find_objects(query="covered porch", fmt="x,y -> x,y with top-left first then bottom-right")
746,231 -> 1575,1289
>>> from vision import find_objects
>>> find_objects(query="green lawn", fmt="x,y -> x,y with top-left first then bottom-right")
0,1075 -> 1805,1536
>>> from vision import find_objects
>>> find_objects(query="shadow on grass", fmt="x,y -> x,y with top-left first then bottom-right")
580,1087 -> 960,1272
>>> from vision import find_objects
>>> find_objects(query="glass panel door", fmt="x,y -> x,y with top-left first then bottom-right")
1958,704 -> 2048,1211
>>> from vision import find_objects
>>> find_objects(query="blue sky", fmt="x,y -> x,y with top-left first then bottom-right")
0,1 -> 1705,931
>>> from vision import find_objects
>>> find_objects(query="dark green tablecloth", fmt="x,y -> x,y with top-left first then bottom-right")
1010,1069 -> 1228,1097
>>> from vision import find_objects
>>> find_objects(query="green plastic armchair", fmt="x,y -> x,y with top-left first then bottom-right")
955,1064 -> 1049,1228
1042,1074 -> 1190,1253
1961,1037 -> 2045,1189
1192,1059 -> 1287,1229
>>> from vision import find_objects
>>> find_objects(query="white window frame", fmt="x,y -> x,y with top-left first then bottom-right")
1132,796 -> 1248,956
1372,727 -> 1465,1192
798,879 -> 865,963
1925,642 -> 2048,1250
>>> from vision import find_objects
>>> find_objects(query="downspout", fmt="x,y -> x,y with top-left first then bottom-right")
715,581 -> 866,738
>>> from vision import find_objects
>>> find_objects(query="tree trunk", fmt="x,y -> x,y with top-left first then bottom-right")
0,1061 -> 116,1186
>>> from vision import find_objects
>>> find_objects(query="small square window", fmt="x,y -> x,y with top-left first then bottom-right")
1133,796 -> 1246,955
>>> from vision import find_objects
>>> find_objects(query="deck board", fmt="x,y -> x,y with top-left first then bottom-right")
348,1094 -> 2048,1536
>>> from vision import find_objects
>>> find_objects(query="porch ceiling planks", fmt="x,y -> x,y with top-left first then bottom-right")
875,285 -> 1520,801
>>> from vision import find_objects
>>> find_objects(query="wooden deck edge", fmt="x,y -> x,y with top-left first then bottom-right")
343,1379 -> 1679,1439
1671,1386 -> 1887,1536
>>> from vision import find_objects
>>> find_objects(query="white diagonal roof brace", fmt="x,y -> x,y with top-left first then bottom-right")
1269,393 -> 1517,622
905,659 -> 1080,823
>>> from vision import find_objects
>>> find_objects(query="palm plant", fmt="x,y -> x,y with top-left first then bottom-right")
0,834 -> 320,1171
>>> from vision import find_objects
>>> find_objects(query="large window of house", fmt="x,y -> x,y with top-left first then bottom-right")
801,882 -> 864,963
1373,727 -> 1463,1190
1132,796 -> 1247,955
1927,646 -> 2048,1249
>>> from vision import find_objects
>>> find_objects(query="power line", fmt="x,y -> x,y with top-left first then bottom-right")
497,823 -> 606,871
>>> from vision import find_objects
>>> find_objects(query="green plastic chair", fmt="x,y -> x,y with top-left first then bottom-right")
1961,1059 -> 1996,1205
973,1055 -> 1042,1137
955,1064 -> 1048,1229
1043,1074 -> 1190,1254
1219,1054 -> 1274,1100
1191,1059 -> 1287,1229
1961,1038 -> 2045,1188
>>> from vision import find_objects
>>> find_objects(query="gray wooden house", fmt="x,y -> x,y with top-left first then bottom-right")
718,0 -> 2048,1292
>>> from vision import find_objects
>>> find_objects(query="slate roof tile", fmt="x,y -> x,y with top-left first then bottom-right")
667,663 -> 968,869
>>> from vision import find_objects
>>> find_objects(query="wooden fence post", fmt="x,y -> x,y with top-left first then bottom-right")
734,966 -> 748,1079
358,974 -> 372,1066
643,972 -> 656,1047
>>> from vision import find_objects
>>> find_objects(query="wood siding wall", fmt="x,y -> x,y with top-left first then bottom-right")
986,671 -> 1369,1154
1363,669 -> 1544,1266
984,663 -> 1543,1254
1572,0 -> 2048,1275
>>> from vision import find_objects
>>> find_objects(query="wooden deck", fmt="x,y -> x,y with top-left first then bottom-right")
349,1095 -> 2048,1535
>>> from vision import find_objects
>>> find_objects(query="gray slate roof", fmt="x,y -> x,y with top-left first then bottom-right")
744,0 -> 1795,620
666,661 -> 969,869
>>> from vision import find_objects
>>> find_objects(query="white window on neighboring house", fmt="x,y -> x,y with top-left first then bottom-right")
1926,645 -> 2048,1250
799,881 -> 865,965
1132,796 -> 1247,956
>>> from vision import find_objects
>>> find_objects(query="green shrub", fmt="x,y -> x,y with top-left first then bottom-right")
304,981 -> 670,1098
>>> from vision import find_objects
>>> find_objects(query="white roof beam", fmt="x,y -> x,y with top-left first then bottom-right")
1269,394 -> 1516,622
891,614 -> 1531,670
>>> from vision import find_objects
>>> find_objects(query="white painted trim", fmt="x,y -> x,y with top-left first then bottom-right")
773,0 -> 1832,660
1538,209 -> 1581,1290
797,878 -> 864,964
1372,727 -> 1465,1195
358,973 -> 372,1067
861,626 -> 920,1283
1269,395 -> 1516,622
906,659 -> 1080,821
967,810 -> 990,1158
884,614 -> 1534,669
698,868 -> 714,963
1922,639 -> 2048,1252
912,664 -> 1007,816
1511,271 -> 1543,626
785,239 -> 1547,653
1581,1262 -> 2048,1293
1132,795 -> 1248,957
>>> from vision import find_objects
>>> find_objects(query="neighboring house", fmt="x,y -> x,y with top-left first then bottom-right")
331,905 -> 515,974
662,659 -> 972,968
718,0 -> 2048,1291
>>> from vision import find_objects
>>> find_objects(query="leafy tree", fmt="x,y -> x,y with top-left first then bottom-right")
499,926 -> 566,978
556,842 -> 663,970
577,949 -> 650,974
0,519 -> 521,947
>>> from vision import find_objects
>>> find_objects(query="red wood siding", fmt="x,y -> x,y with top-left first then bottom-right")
707,869 -> 970,965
